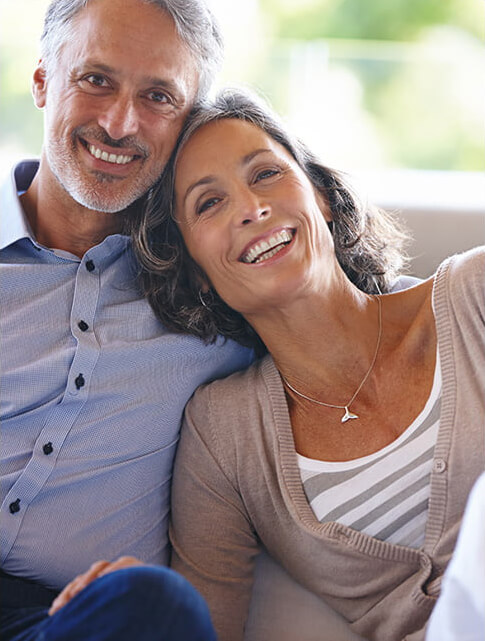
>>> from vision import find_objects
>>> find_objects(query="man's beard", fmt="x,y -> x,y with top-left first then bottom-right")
45,126 -> 157,213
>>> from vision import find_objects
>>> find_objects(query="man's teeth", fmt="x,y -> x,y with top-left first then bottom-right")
88,144 -> 134,165
242,229 -> 294,264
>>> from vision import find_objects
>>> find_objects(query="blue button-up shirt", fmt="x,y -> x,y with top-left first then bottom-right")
0,161 -> 253,590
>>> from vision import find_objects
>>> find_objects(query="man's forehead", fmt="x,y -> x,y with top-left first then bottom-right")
66,0 -> 179,54
54,1 -> 199,95
70,0 -> 173,39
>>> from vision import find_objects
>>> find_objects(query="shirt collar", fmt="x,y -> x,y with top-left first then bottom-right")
0,160 -> 39,250
0,160 -> 131,257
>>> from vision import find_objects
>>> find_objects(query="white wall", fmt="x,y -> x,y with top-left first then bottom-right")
356,170 -> 485,277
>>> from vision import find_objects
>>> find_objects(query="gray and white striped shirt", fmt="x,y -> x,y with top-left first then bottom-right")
298,353 -> 441,548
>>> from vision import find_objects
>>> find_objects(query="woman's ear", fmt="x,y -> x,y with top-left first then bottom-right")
32,62 -> 48,109
198,278 -> 211,294
191,260 -> 211,293
315,187 -> 333,223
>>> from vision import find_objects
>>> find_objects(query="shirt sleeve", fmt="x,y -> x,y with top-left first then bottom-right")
169,384 -> 260,641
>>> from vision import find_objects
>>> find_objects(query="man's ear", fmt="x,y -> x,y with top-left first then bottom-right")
32,61 -> 48,109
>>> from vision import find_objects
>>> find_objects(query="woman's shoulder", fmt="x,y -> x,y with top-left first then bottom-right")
183,355 -> 282,471
434,245 -> 485,305
187,354 -> 279,422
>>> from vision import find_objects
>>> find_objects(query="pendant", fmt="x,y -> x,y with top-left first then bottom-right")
341,406 -> 359,423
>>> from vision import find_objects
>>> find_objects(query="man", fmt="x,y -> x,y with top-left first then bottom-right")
0,0 -> 252,639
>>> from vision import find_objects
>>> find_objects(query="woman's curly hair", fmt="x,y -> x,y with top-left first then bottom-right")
131,89 -> 411,353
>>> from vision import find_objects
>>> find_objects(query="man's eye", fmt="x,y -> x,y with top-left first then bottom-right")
146,91 -> 171,104
84,74 -> 109,88
197,197 -> 221,215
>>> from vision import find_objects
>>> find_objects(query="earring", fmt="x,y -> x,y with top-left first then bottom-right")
371,274 -> 383,295
198,289 -> 212,310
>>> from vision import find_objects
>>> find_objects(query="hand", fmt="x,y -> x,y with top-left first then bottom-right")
48,556 -> 145,616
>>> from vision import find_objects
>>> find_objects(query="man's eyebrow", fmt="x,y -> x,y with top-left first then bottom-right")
183,148 -> 273,205
72,61 -> 116,78
74,61 -> 185,96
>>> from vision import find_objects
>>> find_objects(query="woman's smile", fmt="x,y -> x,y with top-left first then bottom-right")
174,118 -> 333,313
238,227 -> 296,264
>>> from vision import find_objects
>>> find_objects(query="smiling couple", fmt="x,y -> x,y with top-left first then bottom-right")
1,1 -> 484,640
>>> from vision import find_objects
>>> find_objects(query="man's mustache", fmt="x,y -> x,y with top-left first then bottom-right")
73,126 -> 150,158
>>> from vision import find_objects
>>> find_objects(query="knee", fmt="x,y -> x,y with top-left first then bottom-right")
111,565 -> 203,609
96,565 -> 215,638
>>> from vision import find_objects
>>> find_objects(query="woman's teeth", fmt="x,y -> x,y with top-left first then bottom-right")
87,144 -> 134,165
254,244 -> 286,263
241,229 -> 294,264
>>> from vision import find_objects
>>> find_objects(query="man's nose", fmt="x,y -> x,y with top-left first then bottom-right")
97,94 -> 140,142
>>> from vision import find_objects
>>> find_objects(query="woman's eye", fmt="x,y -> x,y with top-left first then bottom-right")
197,197 -> 221,215
255,168 -> 279,182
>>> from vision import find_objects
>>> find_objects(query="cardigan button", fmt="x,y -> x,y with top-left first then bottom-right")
333,525 -> 351,542
433,459 -> 447,474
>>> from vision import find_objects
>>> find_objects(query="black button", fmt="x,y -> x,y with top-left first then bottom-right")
75,374 -> 85,390
9,499 -> 21,514
85,260 -> 95,272
78,320 -> 89,332
43,442 -> 54,455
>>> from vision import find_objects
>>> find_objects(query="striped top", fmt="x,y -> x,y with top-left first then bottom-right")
297,353 -> 441,548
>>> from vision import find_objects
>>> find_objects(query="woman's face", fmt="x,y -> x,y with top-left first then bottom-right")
174,118 -> 335,318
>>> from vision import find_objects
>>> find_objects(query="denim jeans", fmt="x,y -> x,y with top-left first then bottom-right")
0,566 -> 216,641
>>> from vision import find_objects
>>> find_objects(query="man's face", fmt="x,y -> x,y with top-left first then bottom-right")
33,0 -> 199,213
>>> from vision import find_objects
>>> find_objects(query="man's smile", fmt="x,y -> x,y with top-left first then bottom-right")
86,143 -> 135,165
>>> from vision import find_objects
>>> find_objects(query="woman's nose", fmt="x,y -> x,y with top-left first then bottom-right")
233,189 -> 271,226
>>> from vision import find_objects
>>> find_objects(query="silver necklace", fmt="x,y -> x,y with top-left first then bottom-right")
282,296 -> 382,423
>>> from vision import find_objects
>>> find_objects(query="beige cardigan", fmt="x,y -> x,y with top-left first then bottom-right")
170,247 -> 485,641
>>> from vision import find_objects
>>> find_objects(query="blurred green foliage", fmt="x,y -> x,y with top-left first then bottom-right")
261,0 -> 483,41
0,0 -> 483,172
0,0 -> 47,164
252,0 -> 484,170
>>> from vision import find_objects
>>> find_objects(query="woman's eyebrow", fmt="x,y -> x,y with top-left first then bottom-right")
241,148 -> 272,164
182,148 -> 274,205
183,176 -> 217,206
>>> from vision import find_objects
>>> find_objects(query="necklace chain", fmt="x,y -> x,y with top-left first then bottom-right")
282,296 -> 382,422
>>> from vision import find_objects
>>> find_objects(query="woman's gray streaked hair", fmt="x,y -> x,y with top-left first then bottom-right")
40,0 -> 223,99
132,89 -> 411,353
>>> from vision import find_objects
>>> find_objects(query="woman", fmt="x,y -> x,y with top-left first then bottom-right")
134,90 -> 485,641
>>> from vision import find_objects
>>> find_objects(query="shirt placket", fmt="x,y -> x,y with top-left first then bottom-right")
0,252 -> 103,564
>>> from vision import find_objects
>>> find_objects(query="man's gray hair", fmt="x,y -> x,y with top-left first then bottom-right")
40,0 -> 223,99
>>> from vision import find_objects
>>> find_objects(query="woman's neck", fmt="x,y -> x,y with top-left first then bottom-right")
248,280 -> 381,395
249,276 -> 435,407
